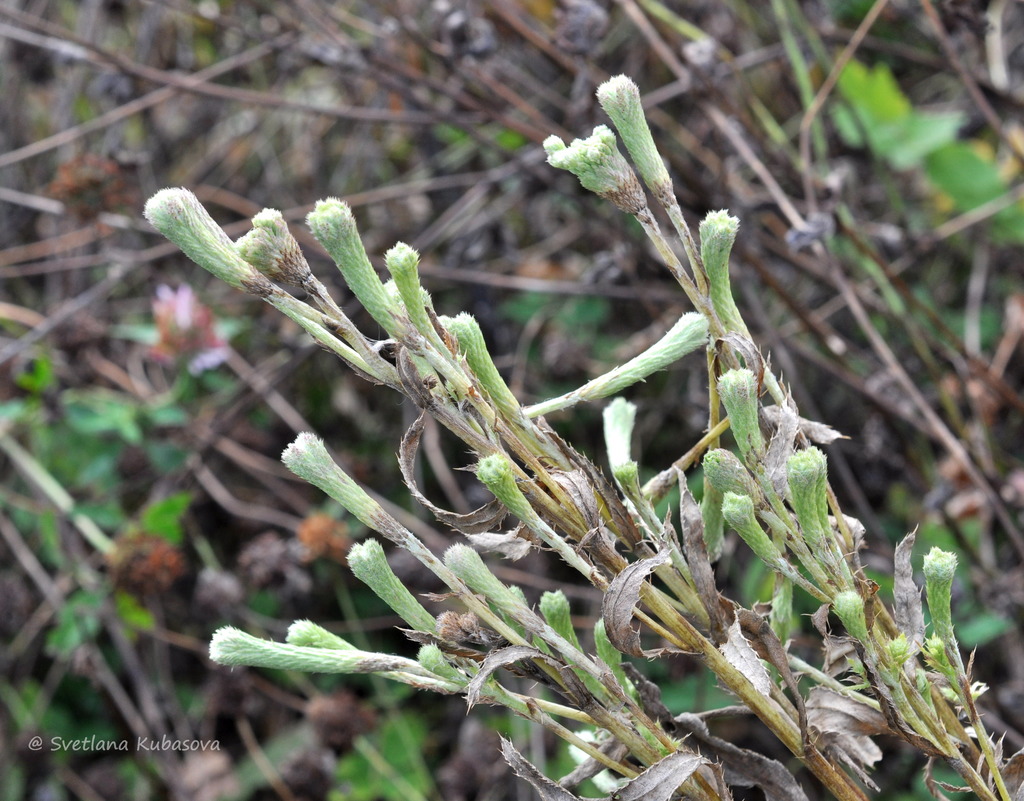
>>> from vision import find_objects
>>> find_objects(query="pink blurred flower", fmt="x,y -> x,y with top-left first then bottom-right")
150,284 -> 229,374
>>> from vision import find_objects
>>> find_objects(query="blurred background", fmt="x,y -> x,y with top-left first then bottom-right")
1,1 -> 1023,799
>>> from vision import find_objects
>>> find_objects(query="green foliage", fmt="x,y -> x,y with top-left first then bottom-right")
834,60 -> 964,169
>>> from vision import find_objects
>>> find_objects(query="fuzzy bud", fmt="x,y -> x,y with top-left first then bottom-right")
832,591 -> 869,642
923,547 -> 957,646
475,453 -> 536,526
282,433 -> 382,529
539,590 -> 581,650
787,448 -> 831,551
235,208 -> 311,286
145,188 -> 273,295
722,492 -> 783,567
286,620 -> 356,650
443,544 -> 525,618
348,539 -> 437,632
443,313 -> 521,420
211,626 -> 425,675
384,242 -> 437,341
306,199 -> 400,335
702,448 -> 759,499
596,75 -> 671,201
544,125 -> 646,214
699,210 -> 745,333
718,368 -> 763,461
603,397 -> 636,471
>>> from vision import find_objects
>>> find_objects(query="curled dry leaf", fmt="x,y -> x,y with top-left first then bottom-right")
500,737 -> 592,801
466,528 -> 534,561
678,484 -> 732,642
719,333 -> 765,384
720,618 -> 772,696
612,750 -> 705,801
763,397 -> 801,498
736,608 -> 806,739
399,411 -> 508,533
601,549 -> 672,657
762,404 -> 845,445
893,529 -> 925,648
466,645 -> 557,708
673,712 -> 811,801
806,687 -> 885,790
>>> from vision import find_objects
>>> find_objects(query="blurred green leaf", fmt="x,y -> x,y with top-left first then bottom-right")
115,591 -> 156,633
139,492 -> 191,544
46,590 -> 103,658
835,60 -> 963,170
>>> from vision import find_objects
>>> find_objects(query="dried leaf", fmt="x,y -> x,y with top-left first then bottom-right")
720,618 -> 771,696
466,645 -> 554,708
466,529 -> 534,561
601,550 -> 672,657
763,397 -> 801,497
623,662 -> 673,724
399,411 -> 507,533
806,687 -> 885,789
550,469 -> 601,529
893,529 -> 925,647
679,483 -> 731,642
719,333 -> 765,383
558,735 -> 630,791
762,405 -> 845,445
613,750 -> 705,801
736,608 -> 806,739
673,713 -> 811,801
500,738 -> 590,801
1001,748 -> 1024,801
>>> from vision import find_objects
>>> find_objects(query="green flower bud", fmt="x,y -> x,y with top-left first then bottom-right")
210,626 -> 424,675
235,208 -> 311,286
923,547 -> 957,645
700,482 -> 725,561
525,313 -> 708,418
544,125 -> 646,214
832,590 -> 869,642
384,242 -> 437,340
886,632 -> 912,666
787,448 -> 830,550
699,210 -> 745,333
702,448 -> 759,499
286,620 -> 356,650
442,313 -> 521,420
417,644 -> 466,685
603,397 -> 636,471
282,433 -> 382,529
348,539 -> 437,632
721,492 -> 782,566
540,590 -> 581,651
718,369 -> 764,462
475,453 -> 536,525
145,188 -> 273,295
596,75 -> 671,200
306,198 -> 400,335
443,544 -> 526,618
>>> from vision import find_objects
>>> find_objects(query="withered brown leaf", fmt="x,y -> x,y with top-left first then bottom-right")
601,549 -> 672,657
893,529 -> 925,647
